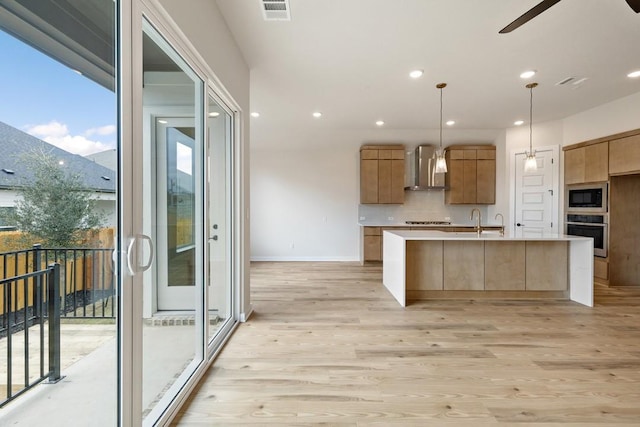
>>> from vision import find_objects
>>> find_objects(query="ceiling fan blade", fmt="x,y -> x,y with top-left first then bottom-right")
626,0 -> 640,13
499,0 -> 562,34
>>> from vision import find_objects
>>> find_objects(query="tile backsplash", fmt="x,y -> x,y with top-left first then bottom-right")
358,190 -> 489,225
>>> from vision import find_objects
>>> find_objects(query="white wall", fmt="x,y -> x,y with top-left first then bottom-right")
563,91 -> 640,146
251,145 -> 359,261
250,127 -> 502,261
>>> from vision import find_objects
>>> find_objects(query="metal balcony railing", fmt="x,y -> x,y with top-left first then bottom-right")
1,263 -> 61,407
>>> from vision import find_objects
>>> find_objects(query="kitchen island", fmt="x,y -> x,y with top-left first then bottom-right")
383,229 -> 594,307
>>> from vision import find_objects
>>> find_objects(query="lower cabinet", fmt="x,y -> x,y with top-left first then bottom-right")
485,241 -> 526,290
406,240 -> 568,292
443,241 -> 484,290
362,226 -> 413,262
363,227 -> 382,261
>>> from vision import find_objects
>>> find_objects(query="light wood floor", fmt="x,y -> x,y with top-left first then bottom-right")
173,262 -> 640,426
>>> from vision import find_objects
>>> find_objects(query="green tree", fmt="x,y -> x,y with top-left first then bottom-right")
4,148 -> 106,247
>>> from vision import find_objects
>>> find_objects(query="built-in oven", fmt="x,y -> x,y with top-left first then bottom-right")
566,183 -> 608,213
566,213 -> 608,257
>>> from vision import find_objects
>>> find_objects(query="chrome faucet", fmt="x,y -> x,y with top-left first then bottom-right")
470,208 -> 482,235
495,213 -> 505,236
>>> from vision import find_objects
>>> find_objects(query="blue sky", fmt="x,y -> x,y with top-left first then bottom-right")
0,30 -> 117,156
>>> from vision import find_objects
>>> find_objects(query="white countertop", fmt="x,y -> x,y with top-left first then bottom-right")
358,222 -> 503,229
384,229 -> 592,242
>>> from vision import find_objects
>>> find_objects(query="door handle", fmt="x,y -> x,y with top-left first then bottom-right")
138,234 -> 154,272
126,234 -> 155,274
209,235 -> 218,241
126,237 -> 136,276
516,223 -> 524,227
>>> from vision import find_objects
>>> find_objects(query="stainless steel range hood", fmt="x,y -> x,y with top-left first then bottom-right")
405,145 -> 446,190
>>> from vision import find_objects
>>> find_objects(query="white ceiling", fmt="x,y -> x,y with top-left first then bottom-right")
215,0 -> 640,133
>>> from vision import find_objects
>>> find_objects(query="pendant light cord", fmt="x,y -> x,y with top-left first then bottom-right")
439,86 -> 443,151
529,84 -> 533,155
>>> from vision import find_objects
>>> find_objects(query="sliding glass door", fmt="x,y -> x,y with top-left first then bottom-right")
137,22 -> 204,425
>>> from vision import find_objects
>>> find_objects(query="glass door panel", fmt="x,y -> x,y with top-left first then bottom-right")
207,96 -> 233,343
0,0 -> 118,424
141,23 -> 204,424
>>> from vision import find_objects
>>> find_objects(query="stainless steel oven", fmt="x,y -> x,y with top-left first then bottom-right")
566,213 -> 608,257
566,183 -> 608,213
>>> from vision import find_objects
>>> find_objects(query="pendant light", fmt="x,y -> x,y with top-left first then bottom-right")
524,82 -> 538,172
434,82 -> 448,173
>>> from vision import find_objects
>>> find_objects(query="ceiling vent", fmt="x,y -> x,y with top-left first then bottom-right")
556,77 -> 576,86
261,0 -> 291,21
556,76 -> 589,89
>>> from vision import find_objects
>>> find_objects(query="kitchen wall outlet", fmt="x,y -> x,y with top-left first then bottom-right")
388,216 -> 394,221
359,216 -> 365,221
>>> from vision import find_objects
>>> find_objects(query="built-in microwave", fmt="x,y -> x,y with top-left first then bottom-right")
566,183 -> 608,213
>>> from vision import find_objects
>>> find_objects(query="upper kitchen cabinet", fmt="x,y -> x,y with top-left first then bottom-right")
609,133 -> 640,176
444,145 -> 496,204
360,144 -> 405,204
563,141 -> 608,184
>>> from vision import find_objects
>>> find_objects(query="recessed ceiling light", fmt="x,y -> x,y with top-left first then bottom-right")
209,112 -> 220,117
628,70 -> 640,78
312,112 -> 322,118
520,70 -> 536,79
375,120 -> 385,126
251,112 -> 260,118
409,69 -> 424,79
58,160 -> 64,165
158,119 -> 168,124
514,120 -> 524,126
446,120 -> 455,126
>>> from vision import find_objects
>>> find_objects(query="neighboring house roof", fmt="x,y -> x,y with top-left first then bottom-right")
0,120 -> 115,192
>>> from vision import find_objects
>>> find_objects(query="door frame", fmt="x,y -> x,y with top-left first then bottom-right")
509,145 -> 560,233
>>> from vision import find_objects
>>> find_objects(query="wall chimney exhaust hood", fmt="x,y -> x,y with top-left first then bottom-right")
405,145 -> 447,191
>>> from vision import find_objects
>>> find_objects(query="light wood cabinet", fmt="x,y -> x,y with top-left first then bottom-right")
564,142 -> 608,184
443,241 -> 484,290
444,145 -> 495,204
525,241 -> 568,291
363,226 -> 412,262
609,134 -> 640,176
360,145 -> 405,204
363,227 -> 382,261
406,240 -> 444,290
485,241 -> 526,290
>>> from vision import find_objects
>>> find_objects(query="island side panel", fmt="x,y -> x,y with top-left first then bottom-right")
382,231 -> 407,307
569,238 -> 594,307
525,241 -> 568,291
443,241 -> 484,290
406,240 -> 444,291
485,241 -> 526,290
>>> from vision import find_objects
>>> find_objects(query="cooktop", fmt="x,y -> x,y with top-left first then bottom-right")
405,220 -> 451,225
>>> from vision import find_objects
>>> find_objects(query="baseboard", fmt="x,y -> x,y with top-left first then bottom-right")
250,256 -> 360,262
240,305 -> 253,322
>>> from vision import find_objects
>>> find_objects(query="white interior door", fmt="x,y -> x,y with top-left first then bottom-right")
513,147 -> 559,235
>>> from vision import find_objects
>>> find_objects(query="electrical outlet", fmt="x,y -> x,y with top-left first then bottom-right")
290,243 -> 295,249
359,216 -> 365,221
388,216 -> 394,221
